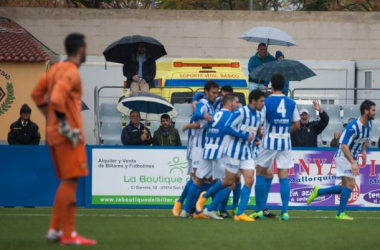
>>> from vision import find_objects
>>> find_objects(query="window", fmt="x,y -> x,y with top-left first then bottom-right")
365,71 -> 372,89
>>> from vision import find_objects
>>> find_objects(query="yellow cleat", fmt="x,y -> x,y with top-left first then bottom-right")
196,191 -> 208,212
172,199 -> 182,217
193,212 -> 210,219
234,213 -> 255,222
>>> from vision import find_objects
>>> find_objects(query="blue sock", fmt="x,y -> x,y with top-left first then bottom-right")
203,180 -> 223,199
237,185 -> 252,216
280,178 -> 290,214
338,187 -> 352,216
218,189 -> 231,212
318,185 -> 342,196
232,182 -> 241,210
255,176 -> 266,212
178,178 -> 193,204
184,183 -> 200,213
263,177 -> 273,208
208,187 -> 230,212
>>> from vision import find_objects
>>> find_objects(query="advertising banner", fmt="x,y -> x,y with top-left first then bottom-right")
91,147 -> 380,209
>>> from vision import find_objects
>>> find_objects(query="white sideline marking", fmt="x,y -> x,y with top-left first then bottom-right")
1,214 -> 380,220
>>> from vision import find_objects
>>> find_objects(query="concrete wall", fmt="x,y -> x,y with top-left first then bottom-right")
2,7 -> 380,60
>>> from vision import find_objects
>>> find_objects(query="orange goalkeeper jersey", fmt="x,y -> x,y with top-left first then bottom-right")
31,61 -> 85,146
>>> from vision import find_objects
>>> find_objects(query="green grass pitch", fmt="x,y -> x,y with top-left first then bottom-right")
0,208 -> 378,250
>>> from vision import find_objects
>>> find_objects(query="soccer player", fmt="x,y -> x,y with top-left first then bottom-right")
196,90 -> 266,222
31,33 -> 96,245
172,117 -> 199,217
252,74 -> 300,221
307,100 -> 375,220
192,85 -> 233,111
179,81 -> 219,218
201,93 -> 240,219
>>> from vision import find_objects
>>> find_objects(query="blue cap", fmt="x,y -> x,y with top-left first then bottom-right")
275,51 -> 284,60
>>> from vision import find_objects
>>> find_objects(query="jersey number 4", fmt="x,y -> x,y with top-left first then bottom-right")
277,99 -> 287,118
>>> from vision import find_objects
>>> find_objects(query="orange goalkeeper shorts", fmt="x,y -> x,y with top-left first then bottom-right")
50,141 -> 89,180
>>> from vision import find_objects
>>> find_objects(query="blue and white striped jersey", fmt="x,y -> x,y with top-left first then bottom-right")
253,110 -> 265,160
261,95 -> 299,150
192,98 -> 215,148
186,116 -> 196,160
214,97 -> 222,111
336,118 -> 372,160
224,105 -> 261,160
203,109 -> 232,160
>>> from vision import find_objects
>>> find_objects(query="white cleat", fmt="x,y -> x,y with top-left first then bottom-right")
203,208 -> 223,220
46,228 -> 63,242
180,210 -> 190,218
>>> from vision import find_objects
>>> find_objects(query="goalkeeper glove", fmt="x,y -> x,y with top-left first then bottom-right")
58,120 -> 81,147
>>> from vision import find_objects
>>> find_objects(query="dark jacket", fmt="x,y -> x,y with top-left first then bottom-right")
8,118 -> 40,145
291,111 -> 329,147
152,126 -> 182,146
123,53 -> 156,89
121,122 -> 152,146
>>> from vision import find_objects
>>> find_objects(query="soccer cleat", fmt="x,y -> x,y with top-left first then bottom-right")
196,191 -> 207,212
219,211 -> 233,219
46,228 -> 62,242
60,232 -> 97,245
203,208 -> 223,220
336,213 -> 353,221
179,210 -> 190,218
193,212 -> 209,219
234,214 -> 255,222
263,209 -> 277,218
280,213 -> 289,221
307,186 -> 320,205
172,199 -> 182,217
249,210 -> 264,219
231,208 -> 238,216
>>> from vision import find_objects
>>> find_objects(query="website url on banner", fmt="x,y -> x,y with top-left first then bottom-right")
92,196 -> 176,205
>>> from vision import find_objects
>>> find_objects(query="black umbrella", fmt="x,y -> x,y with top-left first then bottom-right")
103,35 -> 167,64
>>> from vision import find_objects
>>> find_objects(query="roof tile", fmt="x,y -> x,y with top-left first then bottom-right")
0,19 -> 51,62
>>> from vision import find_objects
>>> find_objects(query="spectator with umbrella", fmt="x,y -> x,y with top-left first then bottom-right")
121,110 -> 152,146
103,35 -> 167,93
240,27 -> 297,92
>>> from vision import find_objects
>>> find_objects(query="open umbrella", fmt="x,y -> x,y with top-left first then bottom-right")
116,92 -> 178,121
103,35 -> 167,64
249,59 -> 316,81
240,27 -> 297,47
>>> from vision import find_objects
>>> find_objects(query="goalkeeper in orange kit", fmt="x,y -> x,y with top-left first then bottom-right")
31,33 -> 96,245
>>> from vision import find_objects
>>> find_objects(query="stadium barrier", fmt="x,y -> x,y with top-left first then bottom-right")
1,145 -> 380,210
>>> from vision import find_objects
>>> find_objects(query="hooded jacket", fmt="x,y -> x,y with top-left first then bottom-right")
248,52 -> 275,83
8,104 -> 40,145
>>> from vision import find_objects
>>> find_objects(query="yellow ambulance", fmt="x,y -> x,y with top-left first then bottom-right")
150,59 -> 249,105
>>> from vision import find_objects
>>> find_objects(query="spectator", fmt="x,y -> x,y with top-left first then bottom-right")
152,114 -> 181,146
248,43 -> 275,92
8,104 -> 40,145
291,100 -> 329,147
121,111 -> 152,145
330,118 -> 355,147
275,51 -> 290,96
123,42 -> 156,93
